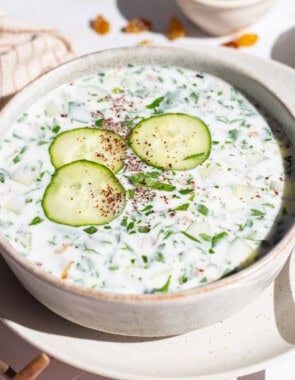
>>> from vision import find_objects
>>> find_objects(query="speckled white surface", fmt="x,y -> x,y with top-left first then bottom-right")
0,0 -> 294,378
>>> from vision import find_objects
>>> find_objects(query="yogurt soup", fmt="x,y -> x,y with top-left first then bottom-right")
0,65 -> 293,294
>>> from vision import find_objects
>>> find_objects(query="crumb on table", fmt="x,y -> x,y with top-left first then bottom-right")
122,18 -> 152,33
137,39 -> 153,46
91,15 -> 110,35
166,17 -> 186,40
222,33 -> 258,48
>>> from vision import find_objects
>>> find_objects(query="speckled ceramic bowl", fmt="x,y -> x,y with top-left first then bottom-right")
0,46 -> 294,337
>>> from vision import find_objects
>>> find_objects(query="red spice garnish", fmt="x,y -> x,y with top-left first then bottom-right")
248,131 -> 259,137
54,243 -> 70,254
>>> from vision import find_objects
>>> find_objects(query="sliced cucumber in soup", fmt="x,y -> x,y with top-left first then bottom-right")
129,113 -> 211,170
49,128 -> 127,173
42,160 -> 126,226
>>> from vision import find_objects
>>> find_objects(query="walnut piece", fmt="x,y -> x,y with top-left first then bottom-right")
166,17 -> 186,40
222,34 -> 258,48
122,18 -> 152,33
91,15 -> 110,35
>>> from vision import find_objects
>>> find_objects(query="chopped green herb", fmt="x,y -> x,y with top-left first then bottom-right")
121,216 -> 128,227
13,156 -> 20,164
184,152 -> 205,160
163,230 -> 174,240
216,116 -> 230,124
130,172 -> 175,192
141,204 -> 153,213
127,221 -> 135,232
238,218 -> 253,231
76,263 -> 86,273
173,203 -> 190,211
151,275 -> 172,293
128,189 -> 135,199
121,243 -> 134,252
251,209 -> 265,217
52,125 -> 61,134
186,175 -> 194,185
200,276 -> 208,283
209,248 -> 215,254
190,92 -> 199,104
126,119 -> 134,127
146,96 -> 164,109
138,226 -> 150,233
29,216 -> 43,226
109,266 -> 119,271
155,252 -> 165,262
228,129 -> 239,141
112,87 -> 123,94
142,255 -> 148,263
95,118 -> 104,127
83,226 -> 98,234
179,274 -> 188,284
197,204 -> 209,216
0,171 -> 6,183
179,189 -> 193,195
199,233 -> 211,241
263,203 -> 274,208
181,231 -> 200,243
212,232 -> 228,248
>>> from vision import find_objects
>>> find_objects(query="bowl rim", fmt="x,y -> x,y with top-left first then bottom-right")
176,0 -> 273,9
0,45 -> 294,303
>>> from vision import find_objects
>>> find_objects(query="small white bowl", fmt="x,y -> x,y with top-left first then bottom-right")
176,0 -> 275,36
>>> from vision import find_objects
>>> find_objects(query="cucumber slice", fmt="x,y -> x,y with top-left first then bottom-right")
129,114 -> 211,170
228,238 -> 257,269
42,160 -> 126,226
49,128 -> 127,173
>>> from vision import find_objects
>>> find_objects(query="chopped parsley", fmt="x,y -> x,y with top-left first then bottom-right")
29,216 -> 43,226
146,96 -> 164,109
83,226 -> 98,234
197,204 -> 209,216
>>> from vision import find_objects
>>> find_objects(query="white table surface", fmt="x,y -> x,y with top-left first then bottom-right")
0,0 -> 294,379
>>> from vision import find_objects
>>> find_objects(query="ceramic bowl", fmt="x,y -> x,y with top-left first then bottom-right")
0,46 -> 294,337
176,0 -> 276,36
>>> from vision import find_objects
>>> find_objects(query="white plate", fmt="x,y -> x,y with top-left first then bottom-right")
0,49 -> 295,380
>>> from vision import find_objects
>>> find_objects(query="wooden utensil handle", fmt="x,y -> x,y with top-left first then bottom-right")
13,354 -> 50,380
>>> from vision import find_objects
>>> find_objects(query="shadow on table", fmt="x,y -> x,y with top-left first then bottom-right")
238,370 -> 265,380
273,250 -> 295,345
0,256 -> 165,344
271,27 -> 295,68
116,0 -> 207,38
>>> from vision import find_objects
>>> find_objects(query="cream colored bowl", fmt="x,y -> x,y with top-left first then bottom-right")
176,0 -> 276,35
0,46 -> 294,337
